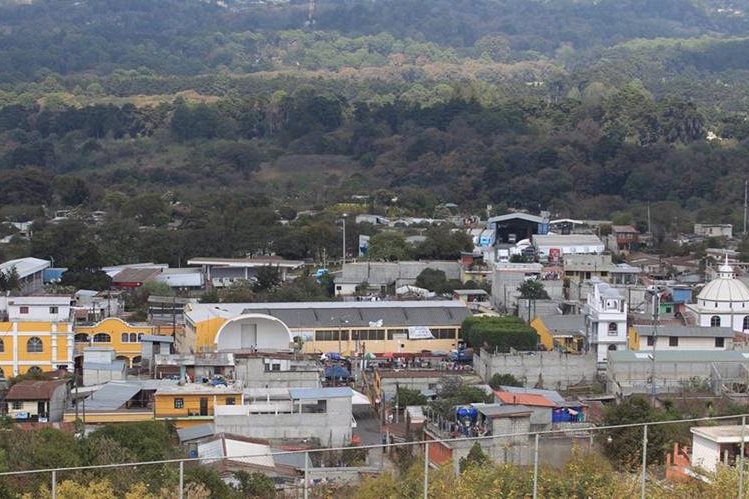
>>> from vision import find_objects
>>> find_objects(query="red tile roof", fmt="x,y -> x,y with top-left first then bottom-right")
494,390 -> 556,407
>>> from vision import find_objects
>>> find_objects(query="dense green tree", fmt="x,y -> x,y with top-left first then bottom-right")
517,280 -> 550,300
366,232 -> 412,261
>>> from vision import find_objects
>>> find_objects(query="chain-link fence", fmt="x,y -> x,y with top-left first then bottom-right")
2,414 -> 749,498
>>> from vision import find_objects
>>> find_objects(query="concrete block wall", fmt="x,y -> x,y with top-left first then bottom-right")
475,350 -> 598,390
214,397 -> 352,447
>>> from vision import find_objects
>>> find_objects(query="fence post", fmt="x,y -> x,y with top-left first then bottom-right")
304,450 -> 309,499
589,432 -> 594,450
423,441 -> 430,499
640,424 -> 648,499
533,433 -> 539,499
179,460 -> 184,499
51,470 -> 56,499
741,416 -> 746,498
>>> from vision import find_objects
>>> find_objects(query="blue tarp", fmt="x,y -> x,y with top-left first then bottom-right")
324,366 -> 350,380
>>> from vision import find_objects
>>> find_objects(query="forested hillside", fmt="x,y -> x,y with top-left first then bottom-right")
1,0 -> 749,264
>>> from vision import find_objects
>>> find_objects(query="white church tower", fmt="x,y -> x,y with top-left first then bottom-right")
583,281 -> 629,364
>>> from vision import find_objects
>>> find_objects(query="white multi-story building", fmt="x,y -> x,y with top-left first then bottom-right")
583,282 -> 628,364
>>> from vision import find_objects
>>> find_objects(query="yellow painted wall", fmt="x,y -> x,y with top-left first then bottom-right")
530,317 -> 554,351
0,321 -> 73,378
628,326 -> 639,350
75,318 -> 155,365
154,392 -> 241,419
185,317 -> 462,355
194,317 -> 227,350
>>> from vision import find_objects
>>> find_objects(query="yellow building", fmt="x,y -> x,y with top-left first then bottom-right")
74,318 -> 156,368
0,296 -> 75,378
182,301 -> 470,356
154,383 -> 243,428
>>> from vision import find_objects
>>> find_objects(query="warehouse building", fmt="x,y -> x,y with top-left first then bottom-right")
181,301 -> 471,356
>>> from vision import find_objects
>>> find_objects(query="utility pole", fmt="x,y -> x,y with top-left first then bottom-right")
744,180 -> 747,236
342,214 -> 347,266
650,291 -> 659,407
647,203 -> 652,237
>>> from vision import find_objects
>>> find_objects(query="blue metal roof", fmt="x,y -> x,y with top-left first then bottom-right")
288,387 -> 352,400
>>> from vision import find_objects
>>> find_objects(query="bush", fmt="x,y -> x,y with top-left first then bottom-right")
488,373 -> 523,389
461,316 -> 538,352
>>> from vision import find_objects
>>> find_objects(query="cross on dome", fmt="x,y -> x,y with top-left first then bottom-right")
718,253 -> 735,279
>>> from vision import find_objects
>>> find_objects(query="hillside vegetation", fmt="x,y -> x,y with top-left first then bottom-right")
1,0 -> 749,264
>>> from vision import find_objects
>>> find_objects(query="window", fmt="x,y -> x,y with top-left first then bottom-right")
137,333 -> 143,342
315,330 -> 339,341
743,316 -> 749,331
716,337 -> 725,348
93,333 -> 111,343
27,366 -> 43,375
669,337 -> 679,347
710,316 -> 721,327
271,363 -> 281,371
174,398 -> 184,409
607,323 -> 618,336
12,401 -> 22,410
19,306 -> 28,314
432,328 -> 457,340
121,333 -> 129,343
647,336 -> 654,346
75,333 -> 89,343
49,306 -> 58,314
0,339 -> 4,353
27,337 -> 43,353
0,367 -> 4,379
386,329 -> 406,340
226,397 -> 236,405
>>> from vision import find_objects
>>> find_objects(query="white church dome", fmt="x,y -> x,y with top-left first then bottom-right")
697,258 -> 749,304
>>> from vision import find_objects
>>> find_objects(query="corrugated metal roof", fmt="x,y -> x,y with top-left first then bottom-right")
540,315 -> 585,333
177,423 -> 215,443
244,303 -> 470,328
84,382 -> 142,411
487,213 -> 544,224
0,257 -> 50,279
473,403 -> 533,417
273,450 -> 311,470
634,325 -> 734,338
288,387 -> 352,400
112,267 -> 162,284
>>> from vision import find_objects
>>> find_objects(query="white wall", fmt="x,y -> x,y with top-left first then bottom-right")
216,316 -> 293,351
7,297 -> 72,322
697,313 -> 748,334
637,336 -> 730,351
691,434 -> 721,472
